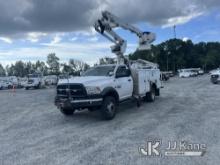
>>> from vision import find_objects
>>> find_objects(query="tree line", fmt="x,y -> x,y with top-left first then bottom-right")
129,39 -> 220,72
0,53 -> 90,77
1,39 -> 220,77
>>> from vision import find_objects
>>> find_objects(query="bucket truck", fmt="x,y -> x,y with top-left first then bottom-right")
55,11 -> 162,120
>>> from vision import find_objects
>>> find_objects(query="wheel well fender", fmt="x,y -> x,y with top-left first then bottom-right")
101,87 -> 119,104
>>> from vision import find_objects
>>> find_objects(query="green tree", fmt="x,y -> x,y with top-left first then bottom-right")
129,39 -> 220,72
69,59 -> 90,75
61,63 -> 73,74
13,61 -> 26,77
0,63 -> 6,76
24,62 -> 34,75
34,61 -> 48,75
47,53 -> 60,75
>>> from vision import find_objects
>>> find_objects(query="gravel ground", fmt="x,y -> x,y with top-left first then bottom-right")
0,75 -> 220,165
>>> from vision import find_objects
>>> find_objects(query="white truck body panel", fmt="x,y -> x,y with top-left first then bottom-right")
131,68 -> 161,96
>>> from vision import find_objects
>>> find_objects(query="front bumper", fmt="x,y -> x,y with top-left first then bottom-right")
211,77 -> 220,84
55,96 -> 103,109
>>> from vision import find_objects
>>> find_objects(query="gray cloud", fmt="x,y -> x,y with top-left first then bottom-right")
0,0 -> 219,37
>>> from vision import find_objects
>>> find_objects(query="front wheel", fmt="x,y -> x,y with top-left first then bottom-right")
35,83 -> 41,89
100,96 -> 117,120
60,108 -> 75,116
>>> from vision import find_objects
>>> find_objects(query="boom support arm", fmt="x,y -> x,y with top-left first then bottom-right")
94,11 -> 156,64
94,18 -> 127,64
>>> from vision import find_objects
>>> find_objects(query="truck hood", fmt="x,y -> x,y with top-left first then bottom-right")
211,71 -> 220,76
58,76 -> 112,86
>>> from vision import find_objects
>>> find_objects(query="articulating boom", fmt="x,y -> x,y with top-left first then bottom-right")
94,11 -> 156,64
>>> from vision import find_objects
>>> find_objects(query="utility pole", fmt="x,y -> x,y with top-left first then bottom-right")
173,25 -> 176,39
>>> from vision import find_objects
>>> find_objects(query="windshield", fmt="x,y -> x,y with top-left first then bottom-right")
82,65 -> 116,76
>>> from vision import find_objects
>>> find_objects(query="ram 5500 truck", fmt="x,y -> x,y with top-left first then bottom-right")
55,61 -> 162,120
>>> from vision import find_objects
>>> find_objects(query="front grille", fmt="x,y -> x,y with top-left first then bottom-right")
57,84 -> 87,98
211,75 -> 219,78
28,80 -> 34,84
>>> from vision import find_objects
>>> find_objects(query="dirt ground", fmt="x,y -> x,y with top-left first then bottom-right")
0,75 -> 220,165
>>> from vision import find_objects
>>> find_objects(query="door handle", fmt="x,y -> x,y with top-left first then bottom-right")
128,79 -> 131,82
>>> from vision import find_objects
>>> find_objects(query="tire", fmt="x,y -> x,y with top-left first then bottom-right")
25,87 -> 29,90
100,96 -> 117,120
36,83 -> 41,89
145,86 -> 156,102
60,108 -> 75,116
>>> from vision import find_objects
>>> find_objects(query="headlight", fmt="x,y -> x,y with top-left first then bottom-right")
85,86 -> 101,95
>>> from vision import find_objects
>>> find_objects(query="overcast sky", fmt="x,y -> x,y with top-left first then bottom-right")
0,0 -> 220,66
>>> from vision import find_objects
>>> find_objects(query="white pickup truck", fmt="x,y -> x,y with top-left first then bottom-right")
210,70 -> 220,84
25,73 -> 45,90
55,61 -> 162,120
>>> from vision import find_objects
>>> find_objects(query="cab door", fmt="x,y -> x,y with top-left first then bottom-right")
114,66 -> 133,100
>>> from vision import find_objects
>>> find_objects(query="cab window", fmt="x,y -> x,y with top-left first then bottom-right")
116,66 -> 131,78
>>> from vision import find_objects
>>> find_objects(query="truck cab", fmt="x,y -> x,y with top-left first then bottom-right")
25,73 -> 45,90
55,62 -> 161,120
55,64 -> 133,118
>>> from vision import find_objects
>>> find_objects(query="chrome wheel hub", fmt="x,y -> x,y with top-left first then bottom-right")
107,102 -> 115,114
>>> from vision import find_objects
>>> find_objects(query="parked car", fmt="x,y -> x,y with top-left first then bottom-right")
190,70 -> 198,77
161,72 -> 170,81
167,71 -> 174,77
19,78 -> 28,88
178,68 -> 204,78
210,68 -> 220,75
210,70 -> 220,84
25,73 -> 45,90
44,75 -> 58,85
0,80 -> 13,89
179,70 -> 194,78
198,69 -> 204,75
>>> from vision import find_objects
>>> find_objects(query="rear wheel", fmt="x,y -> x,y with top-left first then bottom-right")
145,86 -> 156,102
100,96 -> 117,120
60,108 -> 75,116
25,87 -> 29,90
